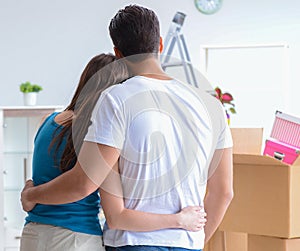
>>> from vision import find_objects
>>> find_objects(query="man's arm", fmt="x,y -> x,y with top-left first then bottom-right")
204,147 -> 234,243
21,142 -> 119,211
21,141 -> 207,232
101,187 -> 206,232
99,163 -> 206,232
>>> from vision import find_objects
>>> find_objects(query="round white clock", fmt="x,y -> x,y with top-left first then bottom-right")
194,0 -> 223,15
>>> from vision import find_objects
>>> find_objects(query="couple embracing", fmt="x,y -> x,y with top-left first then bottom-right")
20,4 -> 233,251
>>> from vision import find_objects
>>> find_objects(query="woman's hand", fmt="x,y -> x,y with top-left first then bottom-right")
177,206 -> 207,231
20,180 -> 36,212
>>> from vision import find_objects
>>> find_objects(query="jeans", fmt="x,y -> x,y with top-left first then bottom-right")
105,246 -> 202,251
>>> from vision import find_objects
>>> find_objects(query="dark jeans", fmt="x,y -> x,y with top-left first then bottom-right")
105,246 -> 202,251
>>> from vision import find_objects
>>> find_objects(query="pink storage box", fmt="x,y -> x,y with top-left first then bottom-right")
270,111 -> 300,148
263,139 -> 300,165
263,111 -> 300,164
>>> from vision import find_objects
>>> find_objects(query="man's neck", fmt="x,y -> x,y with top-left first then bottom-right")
127,57 -> 173,80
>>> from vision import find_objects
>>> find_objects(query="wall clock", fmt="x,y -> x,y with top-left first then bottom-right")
194,0 -> 223,15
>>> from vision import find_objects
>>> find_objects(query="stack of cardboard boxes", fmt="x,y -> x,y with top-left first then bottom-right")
204,128 -> 300,251
220,152 -> 300,251
204,128 -> 263,251
204,230 -> 248,251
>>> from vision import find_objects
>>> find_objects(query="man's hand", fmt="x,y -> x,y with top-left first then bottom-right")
21,180 -> 36,212
178,206 -> 207,232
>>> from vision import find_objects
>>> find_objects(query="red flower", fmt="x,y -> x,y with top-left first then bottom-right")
214,86 -> 236,114
222,93 -> 233,103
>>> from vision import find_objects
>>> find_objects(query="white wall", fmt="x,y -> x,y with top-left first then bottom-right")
1,0 -> 299,119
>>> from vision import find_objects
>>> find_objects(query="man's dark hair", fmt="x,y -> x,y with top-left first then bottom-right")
109,5 -> 160,57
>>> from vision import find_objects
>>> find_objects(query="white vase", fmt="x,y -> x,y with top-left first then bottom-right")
23,92 -> 37,106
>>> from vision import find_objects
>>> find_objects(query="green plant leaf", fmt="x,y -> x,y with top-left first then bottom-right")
20,81 -> 42,93
32,85 -> 43,92
229,107 -> 237,114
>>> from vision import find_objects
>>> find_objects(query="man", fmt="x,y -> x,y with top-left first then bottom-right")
22,5 -> 233,250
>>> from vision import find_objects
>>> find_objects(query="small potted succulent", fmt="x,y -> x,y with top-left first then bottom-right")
215,86 -> 236,125
20,81 -> 43,106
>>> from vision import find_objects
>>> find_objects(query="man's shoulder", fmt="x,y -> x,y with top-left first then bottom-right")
102,76 -> 159,101
102,77 -> 138,94
100,82 -> 128,102
175,80 -> 222,109
181,83 -> 226,126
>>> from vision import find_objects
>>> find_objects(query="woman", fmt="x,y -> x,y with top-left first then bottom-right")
20,54 -> 206,251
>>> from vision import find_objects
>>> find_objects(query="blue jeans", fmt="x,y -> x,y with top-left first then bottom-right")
105,246 -> 202,251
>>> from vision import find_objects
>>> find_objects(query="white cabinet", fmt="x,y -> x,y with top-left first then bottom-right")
0,106 -> 63,251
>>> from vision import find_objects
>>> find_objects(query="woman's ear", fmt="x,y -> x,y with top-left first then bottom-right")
113,47 -> 124,58
159,37 -> 164,53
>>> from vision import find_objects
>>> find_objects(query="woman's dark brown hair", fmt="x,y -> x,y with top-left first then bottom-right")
50,53 -> 128,172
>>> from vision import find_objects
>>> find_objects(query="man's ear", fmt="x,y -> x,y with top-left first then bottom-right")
159,37 -> 164,53
113,47 -> 124,58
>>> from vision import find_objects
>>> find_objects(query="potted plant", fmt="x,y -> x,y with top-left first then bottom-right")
215,86 -> 236,125
20,81 -> 43,106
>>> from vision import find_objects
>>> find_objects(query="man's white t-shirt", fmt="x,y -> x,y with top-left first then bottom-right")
84,76 -> 233,249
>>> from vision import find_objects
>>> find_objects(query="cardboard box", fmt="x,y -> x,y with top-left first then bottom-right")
219,154 -> 300,238
230,128 -> 263,154
203,230 -> 225,251
202,128 -> 258,251
248,234 -> 300,251
204,231 -> 247,251
226,232 -> 247,251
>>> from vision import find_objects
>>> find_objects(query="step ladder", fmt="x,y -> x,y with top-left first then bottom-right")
161,12 -> 199,88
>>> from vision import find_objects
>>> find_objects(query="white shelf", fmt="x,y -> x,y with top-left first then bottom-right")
3,152 -> 33,155
4,188 -> 21,192
0,105 -> 64,110
0,106 -> 64,117
0,106 -> 63,250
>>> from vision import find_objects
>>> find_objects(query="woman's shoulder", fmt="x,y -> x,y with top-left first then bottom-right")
37,110 -> 72,129
54,110 -> 73,126
38,112 -> 56,127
